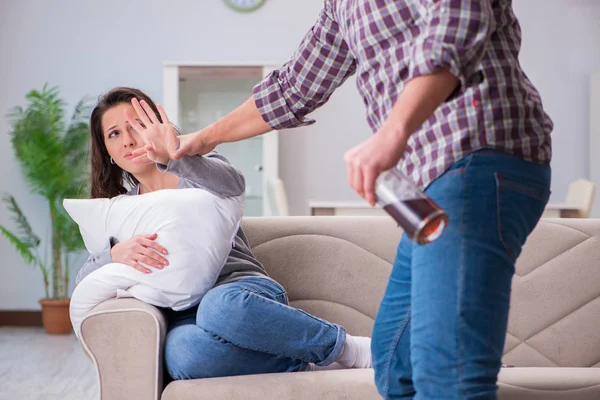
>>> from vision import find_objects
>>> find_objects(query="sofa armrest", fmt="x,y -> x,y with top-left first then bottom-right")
80,298 -> 167,400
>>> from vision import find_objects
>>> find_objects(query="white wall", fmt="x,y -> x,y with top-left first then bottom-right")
512,0 -> 600,214
1,0 -> 599,309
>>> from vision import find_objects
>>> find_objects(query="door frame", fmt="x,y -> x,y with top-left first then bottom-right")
162,62 -> 279,215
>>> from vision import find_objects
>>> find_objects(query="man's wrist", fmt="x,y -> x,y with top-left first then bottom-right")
200,124 -> 222,150
380,121 -> 411,145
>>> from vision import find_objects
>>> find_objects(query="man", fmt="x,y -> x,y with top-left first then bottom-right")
169,1 -> 552,398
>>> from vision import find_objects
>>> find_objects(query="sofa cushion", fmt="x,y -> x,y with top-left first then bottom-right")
161,367 -> 600,400
497,367 -> 600,399
161,369 -> 380,400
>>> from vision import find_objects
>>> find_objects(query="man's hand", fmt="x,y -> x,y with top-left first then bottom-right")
344,127 -> 408,207
126,98 -> 179,165
346,69 -> 459,206
171,130 -> 217,160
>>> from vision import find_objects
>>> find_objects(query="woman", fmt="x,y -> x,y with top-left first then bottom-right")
74,87 -> 372,380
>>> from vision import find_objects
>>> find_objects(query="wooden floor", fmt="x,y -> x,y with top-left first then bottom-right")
0,327 -> 97,400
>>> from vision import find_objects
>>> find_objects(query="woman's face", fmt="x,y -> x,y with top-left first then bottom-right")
101,103 -> 153,175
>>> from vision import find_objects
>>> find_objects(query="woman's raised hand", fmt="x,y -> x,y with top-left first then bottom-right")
126,98 -> 179,165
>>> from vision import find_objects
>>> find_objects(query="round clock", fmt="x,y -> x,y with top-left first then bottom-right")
224,0 -> 266,13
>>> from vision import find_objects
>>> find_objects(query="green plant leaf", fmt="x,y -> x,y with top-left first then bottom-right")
63,97 -> 91,171
0,225 -> 38,266
1,195 -> 41,247
56,205 -> 85,253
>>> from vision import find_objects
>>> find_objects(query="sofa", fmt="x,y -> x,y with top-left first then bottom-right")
79,217 -> 600,399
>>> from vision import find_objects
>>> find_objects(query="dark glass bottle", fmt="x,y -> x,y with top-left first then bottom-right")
376,168 -> 448,245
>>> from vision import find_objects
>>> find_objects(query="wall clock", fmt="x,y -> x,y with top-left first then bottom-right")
224,0 -> 266,13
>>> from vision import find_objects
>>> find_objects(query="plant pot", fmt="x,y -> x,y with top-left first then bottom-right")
39,298 -> 72,335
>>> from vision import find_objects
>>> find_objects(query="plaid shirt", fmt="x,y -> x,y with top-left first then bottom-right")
253,0 -> 552,190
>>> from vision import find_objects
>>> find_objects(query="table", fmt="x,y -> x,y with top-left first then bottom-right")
542,203 -> 584,218
309,201 -> 387,217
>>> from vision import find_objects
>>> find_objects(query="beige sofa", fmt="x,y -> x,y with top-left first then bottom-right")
79,217 -> 600,400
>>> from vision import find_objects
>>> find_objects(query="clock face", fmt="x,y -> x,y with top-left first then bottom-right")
224,0 -> 266,12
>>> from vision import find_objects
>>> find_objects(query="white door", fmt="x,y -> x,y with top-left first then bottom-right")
590,71 -> 600,217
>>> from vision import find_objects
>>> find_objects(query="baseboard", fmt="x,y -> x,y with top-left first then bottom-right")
0,311 -> 42,326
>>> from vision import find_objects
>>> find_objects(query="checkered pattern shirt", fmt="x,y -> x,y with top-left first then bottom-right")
253,0 -> 553,189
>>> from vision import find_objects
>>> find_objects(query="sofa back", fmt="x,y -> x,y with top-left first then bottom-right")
242,217 -> 600,368
502,218 -> 600,368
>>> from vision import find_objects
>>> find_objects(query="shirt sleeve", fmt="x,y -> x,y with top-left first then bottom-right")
156,152 -> 245,199
74,237 -> 116,286
253,0 -> 357,130
409,0 -> 495,90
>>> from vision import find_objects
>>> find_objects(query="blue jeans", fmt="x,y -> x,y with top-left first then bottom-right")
164,276 -> 346,380
371,150 -> 551,399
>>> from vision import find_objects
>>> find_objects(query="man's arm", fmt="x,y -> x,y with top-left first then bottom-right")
409,0 -> 495,92
174,0 -> 356,159
384,70 -> 459,144
188,96 -> 273,155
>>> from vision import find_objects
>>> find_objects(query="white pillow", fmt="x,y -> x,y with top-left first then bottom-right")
63,188 -> 243,337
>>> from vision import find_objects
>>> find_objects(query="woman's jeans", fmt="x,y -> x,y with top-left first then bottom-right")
371,150 -> 551,399
164,276 -> 347,380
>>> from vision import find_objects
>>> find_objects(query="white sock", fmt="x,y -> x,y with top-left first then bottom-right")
335,335 -> 372,369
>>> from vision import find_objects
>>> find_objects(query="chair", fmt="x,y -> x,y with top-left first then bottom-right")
266,177 -> 290,216
543,179 -> 596,218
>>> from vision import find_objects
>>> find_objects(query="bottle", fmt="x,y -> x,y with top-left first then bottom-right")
375,168 -> 448,245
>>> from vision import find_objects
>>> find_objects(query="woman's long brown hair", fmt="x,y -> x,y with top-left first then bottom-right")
89,87 -> 163,199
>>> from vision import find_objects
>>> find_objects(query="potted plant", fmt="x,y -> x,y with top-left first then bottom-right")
0,84 -> 90,334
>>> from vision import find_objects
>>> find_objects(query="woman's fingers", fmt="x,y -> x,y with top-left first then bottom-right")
140,236 -> 168,255
131,147 -> 147,158
138,247 -> 167,269
131,151 -> 153,165
131,98 -> 153,127
125,109 -> 146,137
140,100 -> 159,124
157,104 -> 170,125
132,244 -> 164,269
129,262 -> 151,274
135,236 -> 169,268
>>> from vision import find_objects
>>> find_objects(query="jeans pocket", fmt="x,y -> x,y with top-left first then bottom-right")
495,172 -> 550,262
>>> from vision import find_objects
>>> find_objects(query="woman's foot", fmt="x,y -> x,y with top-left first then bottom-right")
335,335 -> 372,369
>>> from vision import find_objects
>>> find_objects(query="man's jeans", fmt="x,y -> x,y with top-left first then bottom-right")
371,150 -> 551,399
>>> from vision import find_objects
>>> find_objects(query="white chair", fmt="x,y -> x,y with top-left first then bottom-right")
266,177 -> 290,216
543,178 -> 596,218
